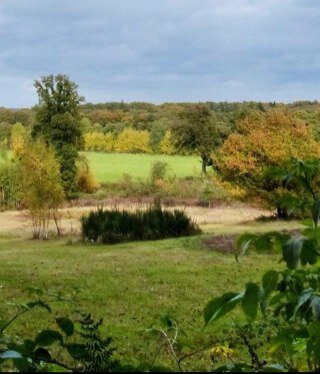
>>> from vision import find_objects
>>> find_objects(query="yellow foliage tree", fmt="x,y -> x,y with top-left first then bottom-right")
84,132 -> 114,152
84,129 -> 176,155
114,128 -> 151,153
158,131 -> 175,155
11,122 -> 28,158
19,139 -> 65,239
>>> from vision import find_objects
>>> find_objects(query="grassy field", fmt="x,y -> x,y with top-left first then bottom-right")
83,152 -> 202,183
1,151 -> 202,183
0,218 -> 301,370
0,151 -> 301,368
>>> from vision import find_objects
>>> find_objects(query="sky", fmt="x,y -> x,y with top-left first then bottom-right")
0,0 -> 320,107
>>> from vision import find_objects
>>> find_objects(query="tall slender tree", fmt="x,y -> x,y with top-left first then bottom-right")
32,74 -> 84,193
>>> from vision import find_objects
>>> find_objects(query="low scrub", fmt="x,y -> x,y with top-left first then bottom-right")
76,155 -> 100,193
98,173 -> 233,206
81,205 -> 200,244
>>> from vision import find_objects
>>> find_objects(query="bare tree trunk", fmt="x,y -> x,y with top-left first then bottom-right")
201,157 -> 207,174
53,213 -> 61,236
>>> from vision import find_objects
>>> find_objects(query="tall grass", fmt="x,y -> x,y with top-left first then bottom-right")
81,205 -> 201,244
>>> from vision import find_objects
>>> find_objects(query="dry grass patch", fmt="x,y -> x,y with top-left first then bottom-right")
0,202 -> 271,238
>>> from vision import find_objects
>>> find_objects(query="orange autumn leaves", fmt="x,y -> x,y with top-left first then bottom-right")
215,110 -> 320,182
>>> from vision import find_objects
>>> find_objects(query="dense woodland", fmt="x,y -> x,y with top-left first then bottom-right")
1,99 -> 320,149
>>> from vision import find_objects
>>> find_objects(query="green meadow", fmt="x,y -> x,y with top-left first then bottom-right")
0,219 -> 300,370
83,152 -> 201,183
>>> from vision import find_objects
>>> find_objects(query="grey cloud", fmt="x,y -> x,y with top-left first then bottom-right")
0,0 -> 320,106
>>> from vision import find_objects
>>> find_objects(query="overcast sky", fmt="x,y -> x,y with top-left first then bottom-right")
0,0 -> 320,107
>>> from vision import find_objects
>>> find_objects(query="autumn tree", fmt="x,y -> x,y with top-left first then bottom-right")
32,74 -> 84,194
215,110 -> 320,216
19,139 -> 65,239
0,123 -> 29,209
84,132 -> 114,152
171,104 -> 225,173
113,128 -> 151,153
11,122 -> 29,158
159,130 -> 175,155
293,109 -> 320,141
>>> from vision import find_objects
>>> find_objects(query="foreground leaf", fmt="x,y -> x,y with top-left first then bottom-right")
242,283 -> 261,321
283,238 -> 303,270
301,239 -> 319,266
204,292 -> 244,325
262,270 -> 279,299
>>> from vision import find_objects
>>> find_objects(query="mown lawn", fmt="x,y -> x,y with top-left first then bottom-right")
0,220 -> 293,371
83,151 -> 202,183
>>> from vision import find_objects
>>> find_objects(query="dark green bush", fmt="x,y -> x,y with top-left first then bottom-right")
81,205 -> 200,244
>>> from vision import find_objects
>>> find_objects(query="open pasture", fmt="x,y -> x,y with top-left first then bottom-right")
83,151 -> 202,183
0,205 -> 301,370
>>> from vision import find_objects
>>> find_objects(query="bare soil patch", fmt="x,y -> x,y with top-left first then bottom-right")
201,228 -> 302,254
201,234 -> 237,253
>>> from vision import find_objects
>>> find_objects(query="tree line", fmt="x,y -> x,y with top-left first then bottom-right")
2,74 -> 320,231
2,96 -> 320,153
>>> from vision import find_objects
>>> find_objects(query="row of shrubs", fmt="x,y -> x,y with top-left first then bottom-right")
98,174 -> 235,204
81,205 -> 201,244
84,129 -> 176,154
